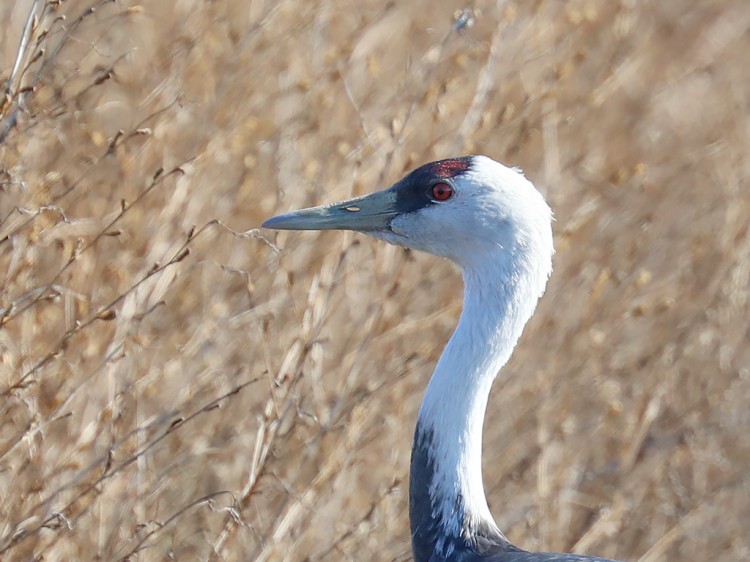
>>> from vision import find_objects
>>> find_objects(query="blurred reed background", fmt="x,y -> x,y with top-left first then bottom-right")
0,1 -> 748,560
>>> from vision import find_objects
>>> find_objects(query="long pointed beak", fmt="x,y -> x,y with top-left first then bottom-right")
262,189 -> 398,232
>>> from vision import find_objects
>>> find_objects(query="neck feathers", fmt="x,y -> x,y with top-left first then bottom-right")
409,226 -> 552,561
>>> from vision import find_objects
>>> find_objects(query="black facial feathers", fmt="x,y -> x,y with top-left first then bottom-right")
391,157 -> 472,215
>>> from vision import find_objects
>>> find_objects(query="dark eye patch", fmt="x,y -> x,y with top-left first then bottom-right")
388,157 -> 471,214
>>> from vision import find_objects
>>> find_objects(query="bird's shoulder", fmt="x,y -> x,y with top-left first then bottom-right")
427,538 -> 618,562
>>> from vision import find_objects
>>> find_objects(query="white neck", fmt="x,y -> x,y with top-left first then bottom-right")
413,238 -> 551,542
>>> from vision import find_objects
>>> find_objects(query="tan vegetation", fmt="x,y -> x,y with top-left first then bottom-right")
1,1 -> 749,560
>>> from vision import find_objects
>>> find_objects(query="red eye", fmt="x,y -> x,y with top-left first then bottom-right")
431,182 -> 454,201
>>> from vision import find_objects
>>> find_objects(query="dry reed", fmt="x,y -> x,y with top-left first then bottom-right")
1,1 -> 749,560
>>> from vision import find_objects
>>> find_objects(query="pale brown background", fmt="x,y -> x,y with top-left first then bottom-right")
1,1 -> 749,561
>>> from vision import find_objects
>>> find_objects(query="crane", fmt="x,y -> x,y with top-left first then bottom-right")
263,156 -> 618,562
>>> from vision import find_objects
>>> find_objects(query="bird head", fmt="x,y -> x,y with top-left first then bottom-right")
263,155 -> 553,271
